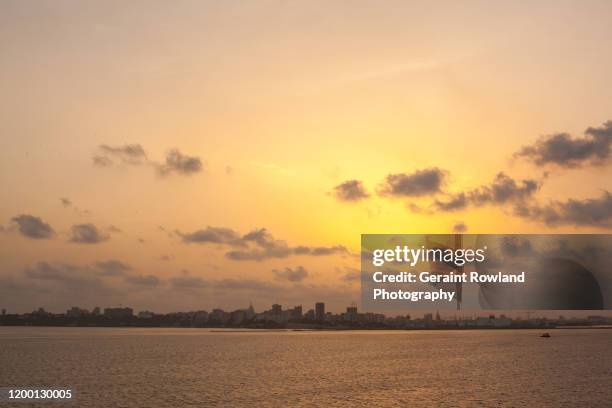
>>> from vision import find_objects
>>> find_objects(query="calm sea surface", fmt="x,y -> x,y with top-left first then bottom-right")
0,327 -> 610,407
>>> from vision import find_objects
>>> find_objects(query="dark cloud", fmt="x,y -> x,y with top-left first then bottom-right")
333,180 -> 370,202
178,226 -> 244,246
23,262 -> 101,288
94,144 -> 203,177
225,245 -> 292,261
11,214 -> 55,239
273,266 -> 308,282
59,198 -> 90,215
469,173 -> 539,205
179,226 -> 349,261
295,245 -> 348,256
225,244 -> 348,261
433,173 -> 539,212
242,228 -> 277,248
125,274 -> 160,287
157,149 -> 203,176
452,221 -> 468,233
514,191 -> 612,227
434,193 -> 468,211
98,143 -> 147,165
69,223 -> 109,244
93,155 -> 113,167
379,167 -> 446,197
94,260 -> 132,276
107,225 -> 122,233
515,121 -> 612,168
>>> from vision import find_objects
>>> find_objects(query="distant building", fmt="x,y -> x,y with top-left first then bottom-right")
305,309 -> 315,321
230,310 -> 246,325
315,302 -> 325,321
33,307 -> 49,316
138,311 -> 154,319
91,307 -> 101,316
66,307 -> 89,318
475,315 -> 512,328
244,304 -> 255,320
210,308 -> 228,323
292,305 -> 303,320
193,311 -> 209,326
272,304 -> 282,316
104,307 -> 133,319
346,306 -> 358,322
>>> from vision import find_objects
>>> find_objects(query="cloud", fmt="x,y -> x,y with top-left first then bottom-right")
94,144 -> 203,177
470,172 -> 539,205
69,223 -> 109,244
272,266 -> 309,282
226,229 -> 348,261
514,191 -> 612,227
23,262 -> 102,289
452,221 -> 468,233
11,214 -> 55,239
59,198 -> 90,215
92,155 -> 113,167
434,193 -> 468,211
156,149 -> 203,176
332,180 -> 370,202
336,266 -> 360,283
225,245 -> 292,261
242,228 -> 277,248
124,274 -> 160,287
94,260 -> 132,276
178,226 -> 244,246
294,245 -> 348,256
98,143 -> 147,165
179,226 -> 349,261
433,173 -> 539,212
379,167 -> 446,197
515,121 -> 612,168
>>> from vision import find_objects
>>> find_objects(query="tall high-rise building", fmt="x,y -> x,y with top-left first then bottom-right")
293,305 -> 302,320
272,304 -> 282,316
346,306 -> 358,322
315,302 -> 325,321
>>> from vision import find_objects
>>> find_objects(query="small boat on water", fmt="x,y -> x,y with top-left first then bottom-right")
540,332 -> 551,338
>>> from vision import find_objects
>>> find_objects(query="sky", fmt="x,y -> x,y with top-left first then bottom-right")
1,0 -> 611,314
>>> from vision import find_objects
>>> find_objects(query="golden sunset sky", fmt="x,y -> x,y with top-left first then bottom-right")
1,1 -> 611,313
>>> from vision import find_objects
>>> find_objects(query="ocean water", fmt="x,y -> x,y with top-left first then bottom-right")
0,327 -> 610,407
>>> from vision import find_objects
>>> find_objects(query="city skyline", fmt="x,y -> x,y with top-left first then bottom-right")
3,300 -> 611,331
